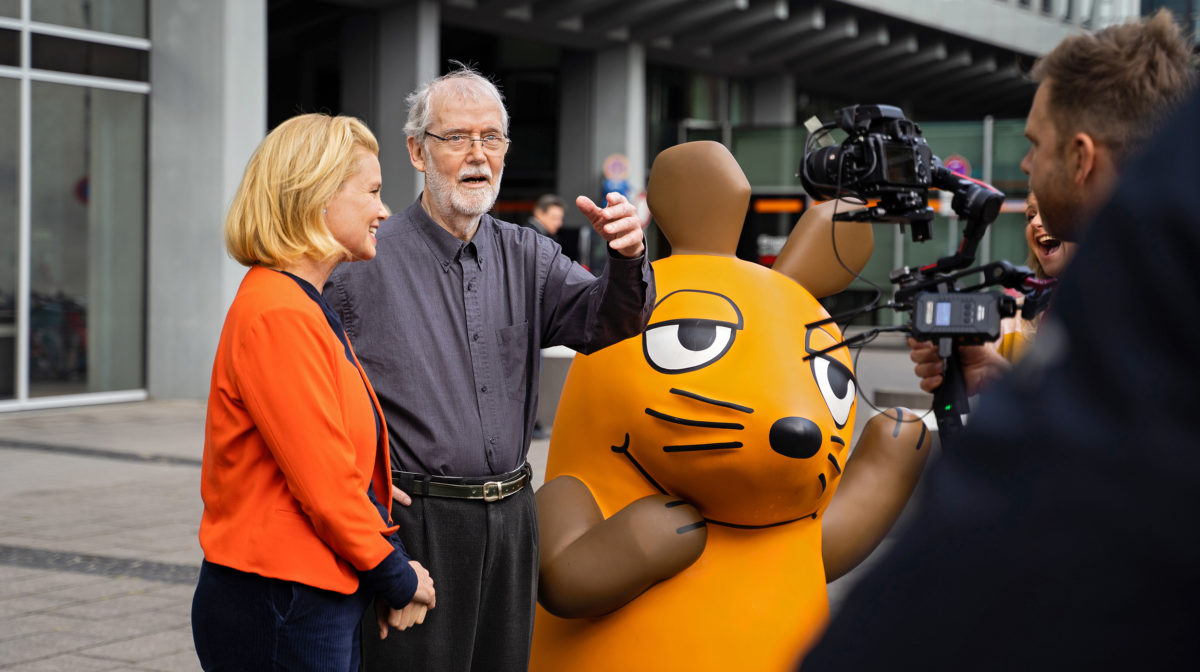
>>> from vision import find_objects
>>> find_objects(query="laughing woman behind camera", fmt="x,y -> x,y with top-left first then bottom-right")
993,190 -> 1077,361
191,113 -> 435,671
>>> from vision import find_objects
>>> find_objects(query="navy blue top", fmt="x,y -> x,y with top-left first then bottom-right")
282,270 -> 416,609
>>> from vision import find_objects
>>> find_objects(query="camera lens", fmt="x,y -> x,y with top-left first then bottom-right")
800,145 -> 845,200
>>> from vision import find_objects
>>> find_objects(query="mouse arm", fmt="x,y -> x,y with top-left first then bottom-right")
821,408 -> 932,582
536,475 -> 708,618
773,199 -> 873,299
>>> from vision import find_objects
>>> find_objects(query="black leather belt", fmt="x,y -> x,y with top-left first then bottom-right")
392,464 -> 531,502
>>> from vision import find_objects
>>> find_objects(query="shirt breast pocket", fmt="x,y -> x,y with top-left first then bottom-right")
497,322 -> 529,401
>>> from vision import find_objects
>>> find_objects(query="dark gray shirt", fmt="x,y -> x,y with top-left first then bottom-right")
324,197 -> 655,477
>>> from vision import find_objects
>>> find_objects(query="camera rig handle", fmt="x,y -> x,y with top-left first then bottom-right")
893,260 -> 1035,449
932,335 -> 970,446
891,169 -> 1003,448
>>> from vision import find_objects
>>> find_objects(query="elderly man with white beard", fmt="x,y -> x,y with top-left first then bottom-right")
324,64 -> 655,672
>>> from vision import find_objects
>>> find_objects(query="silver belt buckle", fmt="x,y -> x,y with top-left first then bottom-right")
482,480 -> 503,502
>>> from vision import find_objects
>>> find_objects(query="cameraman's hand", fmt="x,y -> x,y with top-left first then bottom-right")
907,337 -> 1011,397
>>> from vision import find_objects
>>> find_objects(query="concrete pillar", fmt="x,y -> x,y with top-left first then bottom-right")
593,43 -> 647,202
147,0 -> 266,399
751,73 -> 797,198
341,1 -> 440,212
558,44 -> 646,265
556,50 -> 596,231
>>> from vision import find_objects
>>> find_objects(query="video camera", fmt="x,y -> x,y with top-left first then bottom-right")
799,104 -> 1052,445
800,104 -> 936,236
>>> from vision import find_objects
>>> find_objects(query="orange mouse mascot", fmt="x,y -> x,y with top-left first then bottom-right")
530,141 -> 932,671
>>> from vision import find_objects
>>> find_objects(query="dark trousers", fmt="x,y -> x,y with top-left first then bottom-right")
192,560 -> 372,672
361,479 -> 538,672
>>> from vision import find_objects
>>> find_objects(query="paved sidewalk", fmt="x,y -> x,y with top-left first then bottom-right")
0,400 -> 887,669
0,400 -> 552,670
0,401 -> 208,671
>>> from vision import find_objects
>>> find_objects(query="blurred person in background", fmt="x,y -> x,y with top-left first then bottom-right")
524,193 -> 565,242
993,190 -> 1077,362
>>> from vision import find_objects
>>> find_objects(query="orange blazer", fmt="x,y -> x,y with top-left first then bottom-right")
199,265 -> 398,595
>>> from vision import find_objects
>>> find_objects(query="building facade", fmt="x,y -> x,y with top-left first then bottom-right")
3,0 -> 1175,411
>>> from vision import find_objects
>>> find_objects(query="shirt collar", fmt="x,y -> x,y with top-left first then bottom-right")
406,195 -> 491,271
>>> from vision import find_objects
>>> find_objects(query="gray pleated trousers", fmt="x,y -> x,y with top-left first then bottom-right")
361,479 -> 538,672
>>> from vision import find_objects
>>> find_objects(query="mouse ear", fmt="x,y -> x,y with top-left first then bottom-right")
646,141 -> 749,256
773,200 -> 874,298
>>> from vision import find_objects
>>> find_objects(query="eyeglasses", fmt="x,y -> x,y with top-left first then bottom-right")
424,131 -> 511,154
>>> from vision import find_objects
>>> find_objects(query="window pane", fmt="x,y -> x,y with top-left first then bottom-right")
32,0 -> 146,38
0,28 -> 17,67
0,1 -> 17,18
30,82 -> 145,396
32,34 -> 148,82
732,126 -> 803,190
0,78 -> 16,399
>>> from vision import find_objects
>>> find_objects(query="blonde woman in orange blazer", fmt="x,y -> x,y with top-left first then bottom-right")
191,114 -> 435,671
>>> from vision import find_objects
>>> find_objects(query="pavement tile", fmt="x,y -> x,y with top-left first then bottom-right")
12,606 -> 190,641
119,537 -> 200,556
0,571 -> 104,600
0,566 -> 45,582
0,538 -> 89,555
3,653 -> 124,671
143,585 -> 196,607
78,626 -> 196,663
0,631 -> 108,666
0,533 -> 60,548
140,549 -> 202,566
0,614 -> 79,642
0,593 -> 79,618
50,607 -> 192,643
146,583 -> 195,598
51,593 -> 178,620
132,648 -> 204,672
149,600 -> 193,623
59,525 -> 138,542
45,577 -> 166,602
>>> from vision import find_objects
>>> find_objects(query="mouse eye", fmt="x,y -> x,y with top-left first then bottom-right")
811,355 -> 855,429
643,319 -> 737,374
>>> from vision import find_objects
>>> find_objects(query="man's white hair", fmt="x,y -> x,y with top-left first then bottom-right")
403,61 -> 510,141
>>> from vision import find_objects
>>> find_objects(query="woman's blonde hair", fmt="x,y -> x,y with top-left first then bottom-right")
225,113 -> 379,267
1023,192 -> 1046,279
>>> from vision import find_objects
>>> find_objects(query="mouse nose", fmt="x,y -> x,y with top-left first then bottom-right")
769,417 -> 823,459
